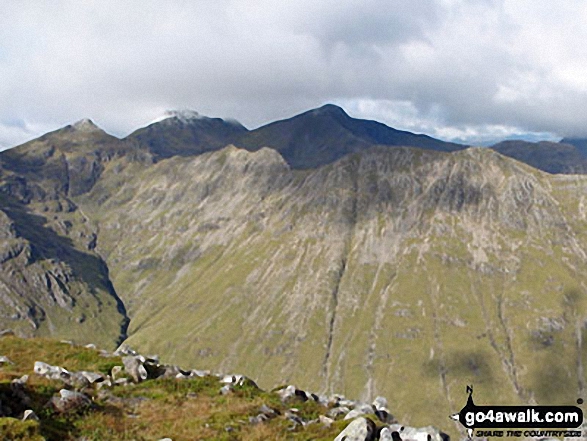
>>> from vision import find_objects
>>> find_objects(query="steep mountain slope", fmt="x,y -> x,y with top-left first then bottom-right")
0,120 -> 151,348
491,140 -> 587,174
126,110 -> 248,160
75,144 -> 587,439
236,104 -> 465,168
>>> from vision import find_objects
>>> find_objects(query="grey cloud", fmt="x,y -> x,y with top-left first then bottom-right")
1,0 -> 587,149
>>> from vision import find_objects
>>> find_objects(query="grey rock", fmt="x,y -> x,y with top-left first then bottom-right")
354,403 -> 376,415
79,371 -> 104,384
345,409 -> 368,420
285,409 -> 305,426
379,428 -> 393,441
0,329 -> 15,337
334,417 -> 376,441
249,414 -> 269,425
12,375 -> 28,385
22,409 -> 39,421
219,384 -> 233,395
34,361 -> 71,381
96,378 -> 113,390
0,355 -> 13,365
328,406 -> 351,418
50,389 -> 92,413
110,365 -> 124,380
189,369 -> 210,377
114,344 -> 138,356
122,355 -> 148,383
276,385 -> 308,402
258,404 -> 279,418
375,408 -> 396,424
319,415 -> 334,427
372,396 -> 388,411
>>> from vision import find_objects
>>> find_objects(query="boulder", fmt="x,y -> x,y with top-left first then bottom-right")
34,361 -> 70,381
122,355 -> 148,383
334,417 -> 376,441
79,371 -> 104,384
49,389 -> 91,413
276,385 -> 308,402
373,396 -> 388,411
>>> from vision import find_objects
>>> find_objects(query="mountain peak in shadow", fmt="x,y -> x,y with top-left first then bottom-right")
236,104 -> 465,169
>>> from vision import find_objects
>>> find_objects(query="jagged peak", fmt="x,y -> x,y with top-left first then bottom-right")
71,118 -> 102,133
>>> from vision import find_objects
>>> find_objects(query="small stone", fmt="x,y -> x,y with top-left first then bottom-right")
0,329 -> 15,337
22,409 -> 39,421
328,406 -> 350,418
84,343 -> 97,349
319,415 -> 334,427
258,404 -> 279,418
111,365 -> 124,380
220,384 -> 233,395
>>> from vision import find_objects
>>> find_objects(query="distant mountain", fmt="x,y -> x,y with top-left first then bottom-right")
236,104 -> 466,168
560,137 -> 587,157
491,140 -> 587,174
126,110 -> 248,160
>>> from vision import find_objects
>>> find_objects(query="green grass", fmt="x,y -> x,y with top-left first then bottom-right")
0,335 -> 352,441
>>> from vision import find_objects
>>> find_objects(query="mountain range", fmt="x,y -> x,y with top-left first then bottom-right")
2,105 -> 587,439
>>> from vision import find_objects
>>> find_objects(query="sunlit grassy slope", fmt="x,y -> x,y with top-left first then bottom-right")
74,145 -> 587,440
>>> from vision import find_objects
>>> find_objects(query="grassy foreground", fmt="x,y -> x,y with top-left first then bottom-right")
0,335 -> 353,440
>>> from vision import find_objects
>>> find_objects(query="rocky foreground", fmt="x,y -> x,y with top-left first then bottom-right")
0,332 -> 450,440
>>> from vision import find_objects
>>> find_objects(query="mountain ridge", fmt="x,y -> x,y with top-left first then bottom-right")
2,107 -> 587,440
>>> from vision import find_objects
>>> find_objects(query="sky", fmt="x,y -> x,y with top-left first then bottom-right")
1,0 -> 587,150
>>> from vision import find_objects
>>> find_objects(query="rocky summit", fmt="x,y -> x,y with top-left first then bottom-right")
1,106 -> 587,440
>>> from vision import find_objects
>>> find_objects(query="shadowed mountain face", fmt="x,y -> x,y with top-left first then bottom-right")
236,104 -> 466,168
561,137 -> 587,158
126,111 -> 248,160
491,140 -> 587,174
3,108 -> 587,440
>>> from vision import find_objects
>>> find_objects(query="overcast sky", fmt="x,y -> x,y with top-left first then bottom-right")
1,0 -> 587,150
